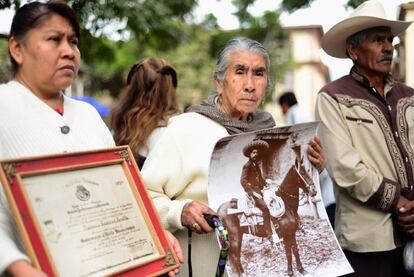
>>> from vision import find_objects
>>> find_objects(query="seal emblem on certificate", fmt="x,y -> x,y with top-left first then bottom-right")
75,184 -> 91,201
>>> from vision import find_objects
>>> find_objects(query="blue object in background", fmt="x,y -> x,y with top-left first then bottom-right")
72,96 -> 111,117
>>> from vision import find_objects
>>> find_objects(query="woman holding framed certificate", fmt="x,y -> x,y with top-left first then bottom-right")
0,2 -> 182,276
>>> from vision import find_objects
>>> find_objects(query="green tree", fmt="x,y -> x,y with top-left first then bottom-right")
0,0 -> 364,107
0,39 -> 11,83
67,0 -> 197,65
1,0 -> 198,65
278,0 -> 364,12
86,23 -> 217,107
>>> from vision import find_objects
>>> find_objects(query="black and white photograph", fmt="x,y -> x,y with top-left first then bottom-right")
208,122 -> 353,277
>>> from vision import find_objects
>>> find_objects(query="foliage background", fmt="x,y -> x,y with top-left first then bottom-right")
0,0 -> 362,108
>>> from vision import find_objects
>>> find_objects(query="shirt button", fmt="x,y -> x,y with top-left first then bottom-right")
60,125 -> 70,134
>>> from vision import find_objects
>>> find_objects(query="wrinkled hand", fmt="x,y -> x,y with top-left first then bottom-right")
165,230 -> 184,277
181,200 -> 216,234
307,136 -> 327,174
396,196 -> 414,238
6,260 -> 47,277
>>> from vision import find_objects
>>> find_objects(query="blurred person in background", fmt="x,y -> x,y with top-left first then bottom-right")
110,58 -> 180,169
278,91 -> 312,126
0,2 -> 182,276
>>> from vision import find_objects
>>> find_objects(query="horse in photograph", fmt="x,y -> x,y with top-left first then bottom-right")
278,147 -> 317,223
276,146 -> 317,276
216,197 -> 284,276
217,161 -> 316,276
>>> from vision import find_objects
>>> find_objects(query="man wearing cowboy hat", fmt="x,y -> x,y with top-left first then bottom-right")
316,0 -> 414,275
240,138 -> 273,237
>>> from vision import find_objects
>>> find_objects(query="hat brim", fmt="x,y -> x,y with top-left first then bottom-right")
243,142 -> 269,157
322,16 -> 412,58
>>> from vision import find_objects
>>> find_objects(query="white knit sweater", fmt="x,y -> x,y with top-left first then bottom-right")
0,81 -> 115,274
141,112 -> 229,277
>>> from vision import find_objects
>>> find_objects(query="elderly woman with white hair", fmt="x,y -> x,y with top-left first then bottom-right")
141,37 -> 326,276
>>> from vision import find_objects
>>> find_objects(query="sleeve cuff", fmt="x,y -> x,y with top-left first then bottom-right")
167,199 -> 193,231
366,177 -> 400,212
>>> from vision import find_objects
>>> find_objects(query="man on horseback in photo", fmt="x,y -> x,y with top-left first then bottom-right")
241,138 -> 273,238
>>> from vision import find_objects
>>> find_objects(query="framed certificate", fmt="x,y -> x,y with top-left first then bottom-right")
0,146 -> 180,277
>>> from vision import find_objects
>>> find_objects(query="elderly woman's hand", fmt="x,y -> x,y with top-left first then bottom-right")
307,137 -> 327,174
181,200 -> 216,234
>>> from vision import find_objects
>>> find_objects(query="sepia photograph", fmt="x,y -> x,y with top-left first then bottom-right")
208,122 -> 352,277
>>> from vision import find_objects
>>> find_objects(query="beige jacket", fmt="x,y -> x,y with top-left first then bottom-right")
316,70 -> 414,252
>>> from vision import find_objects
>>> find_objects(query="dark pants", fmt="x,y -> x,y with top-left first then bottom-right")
253,195 -> 272,236
343,247 -> 409,277
325,203 -> 335,227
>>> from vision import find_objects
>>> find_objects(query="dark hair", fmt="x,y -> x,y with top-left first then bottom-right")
345,30 -> 366,59
110,58 -> 180,157
9,1 -> 80,75
278,91 -> 297,107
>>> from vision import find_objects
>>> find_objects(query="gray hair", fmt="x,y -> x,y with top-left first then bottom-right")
214,37 -> 272,90
345,26 -> 391,59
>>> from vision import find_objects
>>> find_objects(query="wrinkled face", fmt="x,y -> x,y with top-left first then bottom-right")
347,27 -> 394,77
216,50 -> 267,121
11,14 -> 80,97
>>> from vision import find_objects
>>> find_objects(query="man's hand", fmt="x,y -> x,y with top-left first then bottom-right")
396,196 -> 414,238
165,230 -> 184,277
6,260 -> 47,277
181,201 -> 215,234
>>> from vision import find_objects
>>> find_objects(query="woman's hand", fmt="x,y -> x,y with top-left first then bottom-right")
181,200 -> 216,234
6,260 -> 47,277
307,136 -> 327,174
165,230 -> 184,276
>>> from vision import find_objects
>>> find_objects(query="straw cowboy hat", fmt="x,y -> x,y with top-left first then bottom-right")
322,0 -> 412,58
243,139 -> 269,157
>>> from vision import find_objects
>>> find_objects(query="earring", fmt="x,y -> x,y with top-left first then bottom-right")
218,93 -> 223,104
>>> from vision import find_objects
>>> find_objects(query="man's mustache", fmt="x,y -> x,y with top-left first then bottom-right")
379,54 -> 393,62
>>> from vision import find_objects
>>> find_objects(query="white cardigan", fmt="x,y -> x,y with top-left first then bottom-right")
141,112 -> 228,277
0,81 -> 115,274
